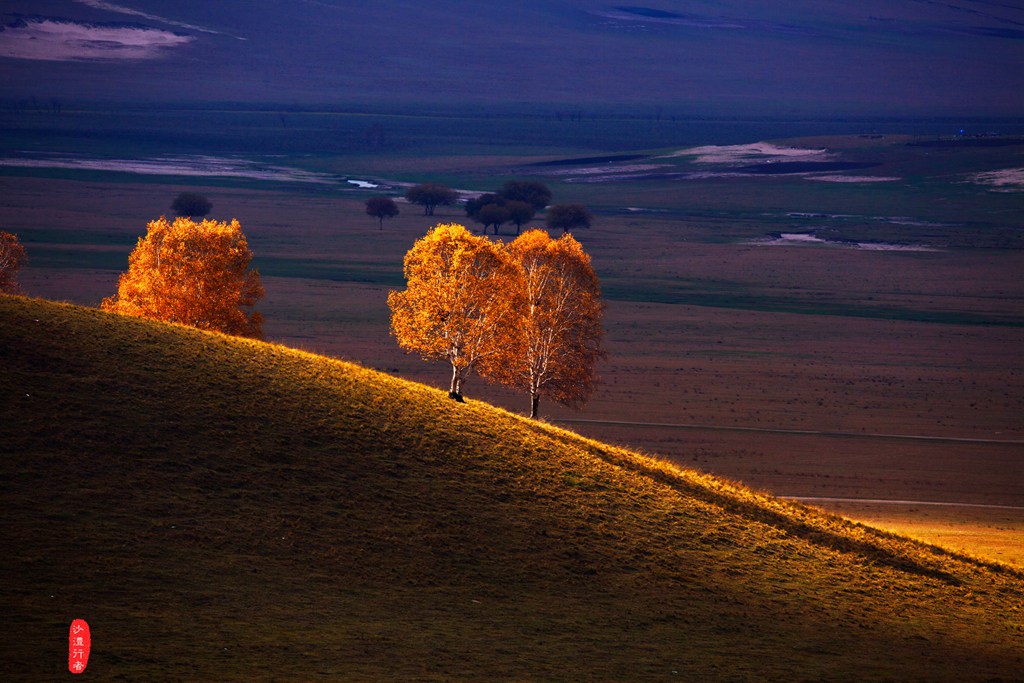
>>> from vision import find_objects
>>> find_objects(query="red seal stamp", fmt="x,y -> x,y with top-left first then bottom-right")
68,619 -> 90,674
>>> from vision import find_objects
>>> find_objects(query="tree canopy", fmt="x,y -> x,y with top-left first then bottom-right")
488,229 -> 605,417
464,193 -> 501,219
405,183 -> 458,216
466,181 -> 552,235
465,193 -> 504,234
498,180 -> 552,211
545,204 -> 593,234
389,225 -> 604,414
365,196 -> 400,230
171,192 -> 213,218
102,216 -> 264,339
0,231 -> 27,294
504,200 -> 536,235
387,223 -> 522,401
474,202 -> 511,235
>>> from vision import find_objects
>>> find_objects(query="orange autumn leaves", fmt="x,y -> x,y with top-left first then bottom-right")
389,224 -> 604,416
102,216 -> 264,338
0,231 -> 28,294
499,228 -> 605,417
101,216 -> 601,417
388,223 -> 520,401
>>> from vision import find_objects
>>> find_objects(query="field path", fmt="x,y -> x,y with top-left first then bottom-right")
783,496 -> 1024,511
553,418 -> 1024,446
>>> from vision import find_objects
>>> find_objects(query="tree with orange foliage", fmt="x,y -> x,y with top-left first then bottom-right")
0,231 -> 28,294
388,223 -> 522,401
490,229 -> 604,418
102,216 -> 264,338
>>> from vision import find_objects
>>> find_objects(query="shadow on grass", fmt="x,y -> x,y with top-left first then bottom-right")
517,421 -> 1024,585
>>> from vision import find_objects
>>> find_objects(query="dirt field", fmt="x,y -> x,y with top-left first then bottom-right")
4,169 -> 1022,567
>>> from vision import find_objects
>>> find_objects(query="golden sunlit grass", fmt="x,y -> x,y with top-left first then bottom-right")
809,501 -> 1024,569
2,294 -> 1022,681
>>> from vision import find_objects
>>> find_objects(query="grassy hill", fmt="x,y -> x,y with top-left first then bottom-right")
1,294 -> 1022,681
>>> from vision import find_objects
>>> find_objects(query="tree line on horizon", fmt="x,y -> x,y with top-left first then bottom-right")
366,180 -> 594,236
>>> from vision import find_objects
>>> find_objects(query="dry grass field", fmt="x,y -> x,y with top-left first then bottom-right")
2,134 -> 1022,569
3,295 -> 1023,680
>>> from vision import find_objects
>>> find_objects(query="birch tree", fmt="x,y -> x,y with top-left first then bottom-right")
491,229 -> 604,418
387,223 -> 521,401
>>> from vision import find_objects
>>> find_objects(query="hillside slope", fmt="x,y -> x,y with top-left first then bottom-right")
1,295 -> 1022,681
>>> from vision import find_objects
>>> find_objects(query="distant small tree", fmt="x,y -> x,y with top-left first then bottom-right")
171,192 -> 213,218
405,183 -> 458,216
546,204 -> 593,234
466,193 -> 515,234
498,180 -> 552,211
504,200 -> 536,235
102,216 -> 264,339
475,202 -> 512,235
465,193 -> 502,221
0,231 -> 28,294
365,196 -> 400,230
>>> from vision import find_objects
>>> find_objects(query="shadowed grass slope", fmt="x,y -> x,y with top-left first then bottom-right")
1,295 -> 1022,681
